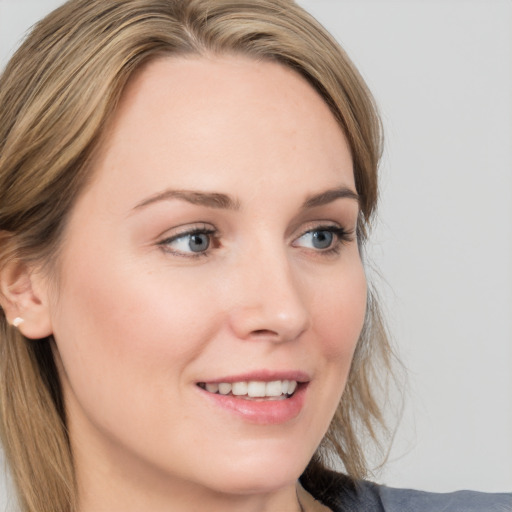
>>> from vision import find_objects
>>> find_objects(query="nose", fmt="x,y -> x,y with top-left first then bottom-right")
227,245 -> 310,343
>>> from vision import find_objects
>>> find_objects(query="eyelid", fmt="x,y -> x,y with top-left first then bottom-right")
293,221 -> 354,239
291,222 -> 355,251
156,222 -> 215,240
157,223 -> 219,258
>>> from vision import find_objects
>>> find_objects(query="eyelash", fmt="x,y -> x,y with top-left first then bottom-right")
293,225 -> 354,256
158,225 -> 218,258
157,224 -> 354,259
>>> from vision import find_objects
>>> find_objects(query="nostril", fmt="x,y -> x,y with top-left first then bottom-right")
251,329 -> 278,337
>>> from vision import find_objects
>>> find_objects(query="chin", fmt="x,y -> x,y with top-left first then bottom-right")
192,446 -> 310,496
207,468 -> 301,496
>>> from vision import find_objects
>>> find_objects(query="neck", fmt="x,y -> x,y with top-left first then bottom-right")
78,475 -> 305,512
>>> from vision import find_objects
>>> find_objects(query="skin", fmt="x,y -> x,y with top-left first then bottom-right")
13,56 -> 367,511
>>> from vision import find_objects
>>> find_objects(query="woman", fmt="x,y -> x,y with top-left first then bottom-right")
0,1 -> 509,511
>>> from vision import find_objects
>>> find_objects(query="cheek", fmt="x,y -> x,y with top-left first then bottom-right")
312,262 -> 367,362
296,261 -> 367,451
50,248 -> 221,409
49,256 -> 229,458
53,263 -> 217,369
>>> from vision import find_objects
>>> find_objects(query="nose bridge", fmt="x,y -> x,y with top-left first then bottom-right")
228,236 -> 310,342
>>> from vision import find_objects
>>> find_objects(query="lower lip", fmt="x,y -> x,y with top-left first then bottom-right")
197,384 -> 307,425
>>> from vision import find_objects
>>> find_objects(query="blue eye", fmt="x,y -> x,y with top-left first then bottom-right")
160,229 -> 214,255
294,226 -> 348,251
184,233 -> 210,252
310,230 -> 333,249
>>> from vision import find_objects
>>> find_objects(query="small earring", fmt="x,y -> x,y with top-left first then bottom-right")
12,317 -> 24,328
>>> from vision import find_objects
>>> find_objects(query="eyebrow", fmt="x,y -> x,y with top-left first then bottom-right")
301,186 -> 360,209
133,189 -> 241,211
132,185 -> 359,212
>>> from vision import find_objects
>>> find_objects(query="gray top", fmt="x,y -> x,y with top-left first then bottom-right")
303,472 -> 512,512
376,484 -> 512,512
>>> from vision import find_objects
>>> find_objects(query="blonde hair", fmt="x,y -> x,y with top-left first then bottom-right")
0,1 -> 392,510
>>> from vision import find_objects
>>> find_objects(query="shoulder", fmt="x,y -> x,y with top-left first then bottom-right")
301,471 -> 512,512
373,483 -> 512,512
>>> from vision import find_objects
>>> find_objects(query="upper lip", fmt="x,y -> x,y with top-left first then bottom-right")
198,370 -> 310,384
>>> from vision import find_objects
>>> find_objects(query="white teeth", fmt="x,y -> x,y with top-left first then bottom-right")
232,381 -> 248,395
205,383 -> 219,393
266,380 -> 284,397
202,380 -> 299,398
218,383 -> 232,395
247,381 -> 266,397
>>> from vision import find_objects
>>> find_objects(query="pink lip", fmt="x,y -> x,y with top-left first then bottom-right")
199,369 -> 310,384
196,370 -> 310,425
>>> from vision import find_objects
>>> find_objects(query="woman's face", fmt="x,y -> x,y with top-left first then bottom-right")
45,56 -> 367,504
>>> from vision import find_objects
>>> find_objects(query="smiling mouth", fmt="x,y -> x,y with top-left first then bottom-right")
197,380 -> 298,401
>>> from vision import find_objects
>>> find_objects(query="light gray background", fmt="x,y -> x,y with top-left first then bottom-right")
1,0 -> 511,508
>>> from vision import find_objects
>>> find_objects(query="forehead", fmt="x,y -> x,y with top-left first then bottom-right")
87,55 -> 354,207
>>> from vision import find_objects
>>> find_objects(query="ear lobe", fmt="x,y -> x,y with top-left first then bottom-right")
0,260 -> 53,339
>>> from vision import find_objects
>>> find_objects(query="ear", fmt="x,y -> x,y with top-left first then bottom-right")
0,260 -> 53,339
